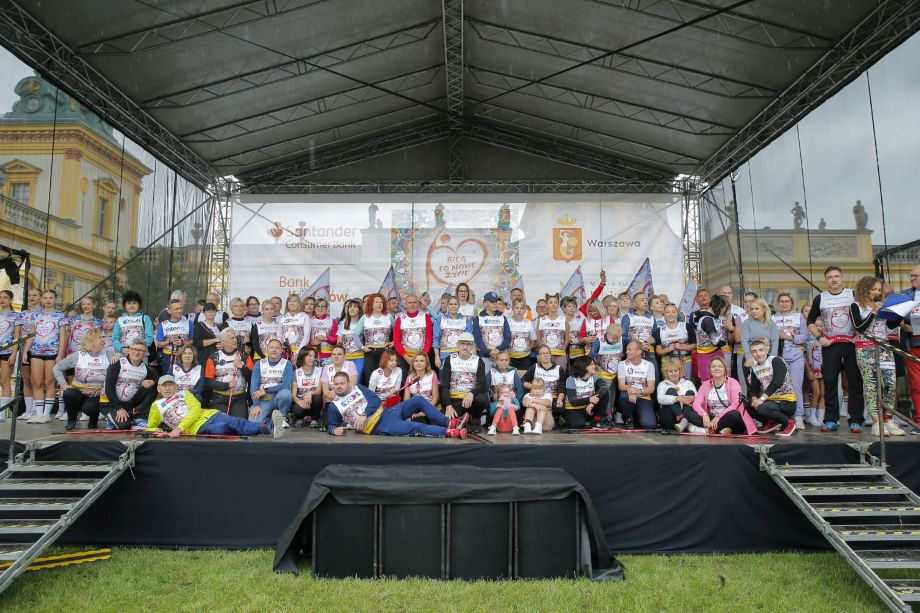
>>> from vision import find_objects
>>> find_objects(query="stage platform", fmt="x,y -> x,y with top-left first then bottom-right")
1,422 -> 918,556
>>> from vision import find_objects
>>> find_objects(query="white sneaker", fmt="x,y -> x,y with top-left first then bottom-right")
675,418 -> 688,433
26,414 -> 41,424
56,411 -> 68,421
271,410 -> 284,439
522,422 -> 532,434
885,420 -> 906,436
38,414 -> 52,424
533,422 -> 543,435
614,413 -> 624,425
487,425 -> 496,435
687,425 -> 707,435
282,418 -> 290,429
78,412 -> 89,421
795,416 -> 805,430
511,426 -> 520,436
871,422 -> 880,436
18,411 -> 34,421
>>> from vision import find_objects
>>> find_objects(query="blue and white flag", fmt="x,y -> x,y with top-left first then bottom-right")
560,266 -> 586,305
877,294 -> 920,321
626,258 -> 655,301
678,279 -> 699,316
379,266 -> 403,311
300,267 -> 331,302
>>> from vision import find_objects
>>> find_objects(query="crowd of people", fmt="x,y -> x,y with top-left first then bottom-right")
1,262 -> 919,440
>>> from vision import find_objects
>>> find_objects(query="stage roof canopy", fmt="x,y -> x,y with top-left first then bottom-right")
1,0 -> 917,191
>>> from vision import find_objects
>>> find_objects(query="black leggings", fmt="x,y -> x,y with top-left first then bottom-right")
62,388 -> 100,422
208,394 -> 249,419
821,342 -> 864,424
290,393 -> 325,423
101,385 -> 157,429
750,399 -> 796,427
659,402 -> 695,430
686,409 -> 746,434
563,387 -> 610,429
363,347 -> 386,385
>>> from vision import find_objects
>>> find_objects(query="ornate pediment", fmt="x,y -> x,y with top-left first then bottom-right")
94,177 -> 120,195
2,159 -> 42,175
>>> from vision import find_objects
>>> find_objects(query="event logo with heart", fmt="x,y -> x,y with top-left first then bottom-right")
0,319 -> 12,339
426,232 -> 489,287
36,319 -> 56,339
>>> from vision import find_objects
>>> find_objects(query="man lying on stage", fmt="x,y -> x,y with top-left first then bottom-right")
326,372 -> 469,438
147,375 -> 284,438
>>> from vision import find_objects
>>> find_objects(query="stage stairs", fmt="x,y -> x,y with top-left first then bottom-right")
758,443 -> 920,612
0,441 -> 139,594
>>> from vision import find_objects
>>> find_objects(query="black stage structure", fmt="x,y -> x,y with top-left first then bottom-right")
0,433 -> 918,555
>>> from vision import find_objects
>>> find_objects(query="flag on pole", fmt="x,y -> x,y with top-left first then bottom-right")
379,266 -> 403,311
300,267 -> 331,302
678,279 -> 699,316
512,275 -> 525,294
626,258 -> 655,301
560,266 -> 586,305
877,294 -> 920,321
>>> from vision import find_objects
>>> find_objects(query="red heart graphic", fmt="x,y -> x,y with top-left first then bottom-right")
0,320 -> 11,337
36,320 -> 56,338
427,234 -> 489,287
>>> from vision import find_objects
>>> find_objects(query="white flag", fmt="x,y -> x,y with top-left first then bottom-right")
300,267 -> 331,302
626,258 -> 654,301
560,266 -> 586,305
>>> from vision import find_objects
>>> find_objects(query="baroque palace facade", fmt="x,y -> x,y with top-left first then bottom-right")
0,74 -> 151,307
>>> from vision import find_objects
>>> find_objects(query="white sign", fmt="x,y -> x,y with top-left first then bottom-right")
229,195 -> 684,311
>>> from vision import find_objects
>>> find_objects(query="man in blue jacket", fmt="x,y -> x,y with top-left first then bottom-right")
326,372 -> 468,438
250,339 -> 293,426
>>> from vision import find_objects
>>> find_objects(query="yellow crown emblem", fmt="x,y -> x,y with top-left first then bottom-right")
556,215 -> 577,227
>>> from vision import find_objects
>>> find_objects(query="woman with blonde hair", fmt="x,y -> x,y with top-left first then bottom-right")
279,293 -> 310,355
53,329 -> 114,430
740,297 -> 779,393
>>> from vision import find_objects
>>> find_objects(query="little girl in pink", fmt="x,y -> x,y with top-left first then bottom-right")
487,384 -> 520,435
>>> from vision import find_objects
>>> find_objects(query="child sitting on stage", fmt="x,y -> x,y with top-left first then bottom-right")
521,378 -> 553,435
487,383 -> 520,435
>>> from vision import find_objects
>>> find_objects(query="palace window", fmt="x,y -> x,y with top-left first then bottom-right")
97,197 -> 108,236
10,183 -> 30,204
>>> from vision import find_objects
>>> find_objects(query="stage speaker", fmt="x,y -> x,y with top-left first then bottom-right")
380,504 -> 442,578
515,496 -> 580,578
312,498 -> 375,578
448,503 -> 511,579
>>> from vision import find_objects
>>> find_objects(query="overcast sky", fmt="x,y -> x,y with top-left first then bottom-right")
1,32 -> 918,246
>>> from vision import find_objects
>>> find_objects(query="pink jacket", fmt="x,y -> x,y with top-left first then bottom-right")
692,377 -> 757,435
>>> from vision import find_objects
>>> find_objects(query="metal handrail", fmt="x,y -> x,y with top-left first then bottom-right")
0,332 -> 35,354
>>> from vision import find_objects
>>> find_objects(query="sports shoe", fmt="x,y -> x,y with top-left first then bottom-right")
18,410 -> 34,421
522,421 -> 533,434
533,422 -> 543,435
885,420 -> 906,436
449,414 -> 470,430
282,418 -> 290,429
675,418 -> 688,433
849,422 -> 862,434
65,420 -> 76,431
777,421 -> 796,437
623,419 -> 635,430
87,419 -> 98,430
26,414 -> 41,424
757,421 -> 781,435
911,426 -> 920,436
687,425 -> 707,435
271,410 -> 284,439
446,427 -> 468,440
511,426 -> 520,435
78,412 -> 89,421
56,411 -> 68,421
794,416 -> 805,430
38,414 -> 52,424
487,425 -> 497,435
871,422 -> 880,436
592,420 -> 604,430
821,421 -> 838,432
614,413 -> 624,425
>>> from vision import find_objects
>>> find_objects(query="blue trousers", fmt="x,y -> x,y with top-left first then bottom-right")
618,392 -> 657,429
374,396 -> 449,437
251,389 -> 292,424
199,412 -> 266,436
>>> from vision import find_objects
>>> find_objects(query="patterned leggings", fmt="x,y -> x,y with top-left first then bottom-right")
856,346 -> 895,418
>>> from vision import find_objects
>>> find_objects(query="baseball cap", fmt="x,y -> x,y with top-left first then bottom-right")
157,375 -> 176,385
458,331 -> 475,343
483,291 -> 499,303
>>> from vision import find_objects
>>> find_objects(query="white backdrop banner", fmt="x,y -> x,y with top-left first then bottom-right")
230,195 -> 685,310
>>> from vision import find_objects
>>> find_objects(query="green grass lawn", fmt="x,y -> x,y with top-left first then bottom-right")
0,549 -> 890,612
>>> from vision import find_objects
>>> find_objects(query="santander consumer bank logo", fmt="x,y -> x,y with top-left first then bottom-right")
266,220 -> 358,249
